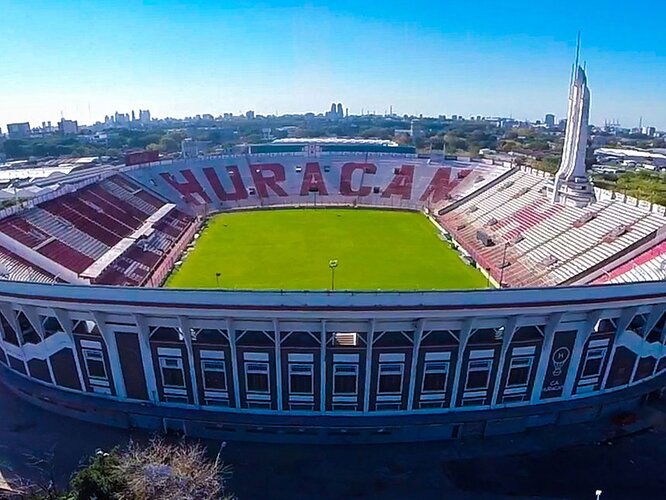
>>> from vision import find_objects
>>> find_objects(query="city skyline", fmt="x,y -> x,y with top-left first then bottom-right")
1,1 -> 665,130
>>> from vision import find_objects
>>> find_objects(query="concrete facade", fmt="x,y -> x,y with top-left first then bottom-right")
0,280 -> 664,442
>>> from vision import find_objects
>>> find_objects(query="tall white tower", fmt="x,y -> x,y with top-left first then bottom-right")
549,58 -> 596,207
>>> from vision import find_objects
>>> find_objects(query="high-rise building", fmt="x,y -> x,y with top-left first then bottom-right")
545,114 -> 556,128
246,110 -> 255,120
326,102 -> 344,120
7,122 -> 31,139
58,118 -> 78,135
139,109 -> 151,124
549,64 -> 595,207
114,112 -> 130,126
642,126 -> 656,137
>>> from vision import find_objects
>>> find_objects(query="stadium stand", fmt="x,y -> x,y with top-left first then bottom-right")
595,240 -> 666,284
0,154 -> 662,289
0,245 -> 54,283
438,168 -> 666,287
0,174 -> 195,286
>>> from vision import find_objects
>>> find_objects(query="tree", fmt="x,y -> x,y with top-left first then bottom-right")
11,439 -> 233,499
114,439 -> 232,500
158,136 -> 179,153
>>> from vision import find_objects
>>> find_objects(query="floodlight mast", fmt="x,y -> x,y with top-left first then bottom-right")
329,259 -> 338,290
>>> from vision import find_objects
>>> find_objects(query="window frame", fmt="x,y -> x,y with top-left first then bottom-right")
244,361 -> 270,394
201,359 -> 227,392
288,362 -> 314,395
377,362 -> 404,395
333,363 -> 359,395
581,347 -> 607,379
464,358 -> 493,391
421,360 -> 449,394
505,356 -> 534,389
82,348 -> 108,383
159,356 -> 186,389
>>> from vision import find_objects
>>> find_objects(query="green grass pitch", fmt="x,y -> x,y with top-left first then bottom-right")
165,209 -> 488,290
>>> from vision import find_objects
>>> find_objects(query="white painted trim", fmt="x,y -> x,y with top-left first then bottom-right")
363,320 -> 375,412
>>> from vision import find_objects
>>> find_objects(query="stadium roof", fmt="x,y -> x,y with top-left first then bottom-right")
595,147 -> 666,161
273,137 -> 400,146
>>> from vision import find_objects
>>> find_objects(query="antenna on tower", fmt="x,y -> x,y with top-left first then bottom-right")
575,31 -> 581,69
570,32 -> 582,85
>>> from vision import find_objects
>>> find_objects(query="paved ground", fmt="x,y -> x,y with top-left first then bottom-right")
1,382 -> 666,499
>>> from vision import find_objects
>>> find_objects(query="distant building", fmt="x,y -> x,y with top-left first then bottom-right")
410,119 -> 425,140
114,112 -> 130,127
642,126 -> 656,137
124,150 -> 159,166
7,122 -> 30,139
40,121 -> 54,134
326,102 -> 344,120
246,110 -> 255,120
262,128 -> 274,141
545,114 -> 556,128
181,138 -> 210,159
139,109 -> 151,124
58,119 -> 79,135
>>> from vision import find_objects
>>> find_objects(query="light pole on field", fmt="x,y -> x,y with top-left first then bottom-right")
329,259 -> 338,291
499,241 -> 509,288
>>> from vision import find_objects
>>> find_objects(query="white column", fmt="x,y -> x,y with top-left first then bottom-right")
600,307 -> 638,390
273,319 -> 283,411
134,314 -> 159,403
20,305 -> 54,383
227,319 -> 241,408
629,305 -> 666,383
320,320 -> 327,413
21,305 -> 45,341
448,318 -> 475,409
562,310 -> 601,398
490,316 -> 518,407
363,319 -> 375,413
0,303 -> 23,346
52,307 -> 85,391
529,312 -> 564,404
91,311 -> 127,398
407,319 -> 425,410
178,316 -> 200,406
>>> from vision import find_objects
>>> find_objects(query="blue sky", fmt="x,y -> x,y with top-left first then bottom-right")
1,0 -> 665,130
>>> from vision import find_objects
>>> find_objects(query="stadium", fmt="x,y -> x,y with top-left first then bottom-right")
0,65 -> 665,443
